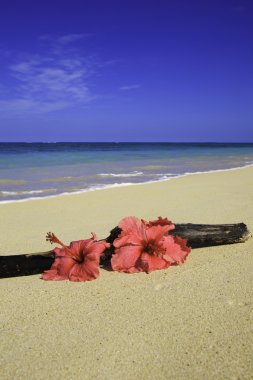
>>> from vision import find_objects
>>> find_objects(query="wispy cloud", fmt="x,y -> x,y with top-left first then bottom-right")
0,34 -> 97,114
39,33 -> 91,45
119,84 -> 141,91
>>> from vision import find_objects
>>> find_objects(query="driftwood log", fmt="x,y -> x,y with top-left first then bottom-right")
0,223 -> 251,279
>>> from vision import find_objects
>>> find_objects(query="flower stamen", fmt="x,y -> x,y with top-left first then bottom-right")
46,232 -> 74,257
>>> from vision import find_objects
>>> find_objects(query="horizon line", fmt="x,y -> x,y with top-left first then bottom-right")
0,141 -> 253,144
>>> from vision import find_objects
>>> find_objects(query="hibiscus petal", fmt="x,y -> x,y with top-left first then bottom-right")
173,235 -> 191,259
114,233 -> 142,248
139,252 -> 171,273
42,256 -> 74,280
52,247 -> 66,258
115,216 -> 147,247
118,216 -> 142,232
144,216 -> 175,231
86,240 -> 109,258
111,245 -> 142,273
69,240 -> 108,282
145,225 -> 172,244
69,238 -> 93,260
69,258 -> 100,281
42,269 -> 68,281
162,235 -> 191,264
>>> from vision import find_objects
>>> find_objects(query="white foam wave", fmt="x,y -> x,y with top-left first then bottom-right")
98,171 -> 143,177
0,189 -> 56,196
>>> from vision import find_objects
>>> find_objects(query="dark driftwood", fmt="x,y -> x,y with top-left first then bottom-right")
0,223 -> 251,279
0,251 -> 54,279
171,223 -> 250,248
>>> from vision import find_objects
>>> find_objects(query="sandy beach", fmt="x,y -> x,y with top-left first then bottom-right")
0,166 -> 252,380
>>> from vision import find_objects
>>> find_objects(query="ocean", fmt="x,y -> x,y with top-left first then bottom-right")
0,142 -> 253,203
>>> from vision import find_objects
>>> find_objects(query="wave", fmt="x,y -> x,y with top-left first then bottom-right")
0,189 -> 56,196
98,171 -> 143,177
0,182 -> 134,203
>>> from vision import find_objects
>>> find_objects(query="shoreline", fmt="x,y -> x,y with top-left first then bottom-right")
1,162 -> 253,205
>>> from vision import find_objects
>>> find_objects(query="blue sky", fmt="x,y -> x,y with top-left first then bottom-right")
0,0 -> 252,142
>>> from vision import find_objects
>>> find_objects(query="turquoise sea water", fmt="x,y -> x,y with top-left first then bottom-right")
0,143 -> 253,202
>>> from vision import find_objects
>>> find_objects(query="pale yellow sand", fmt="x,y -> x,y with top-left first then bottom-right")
0,167 -> 253,380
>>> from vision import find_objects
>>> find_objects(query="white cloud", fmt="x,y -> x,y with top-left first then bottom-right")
119,84 -> 141,91
0,35 -> 97,114
10,61 -> 90,101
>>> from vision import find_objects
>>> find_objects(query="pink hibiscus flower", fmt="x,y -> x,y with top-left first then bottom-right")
142,216 -> 175,229
111,216 -> 191,274
42,232 -> 109,281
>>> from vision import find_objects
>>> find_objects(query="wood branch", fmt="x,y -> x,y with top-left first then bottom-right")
0,251 -> 54,279
170,223 -> 251,248
0,223 -> 251,279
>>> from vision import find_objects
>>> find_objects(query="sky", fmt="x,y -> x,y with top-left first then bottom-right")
0,0 -> 252,142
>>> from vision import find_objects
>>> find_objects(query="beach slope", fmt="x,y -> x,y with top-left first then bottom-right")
0,166 -> 253,380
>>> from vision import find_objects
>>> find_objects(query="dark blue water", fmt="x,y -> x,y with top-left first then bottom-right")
0,143 -> 253,202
